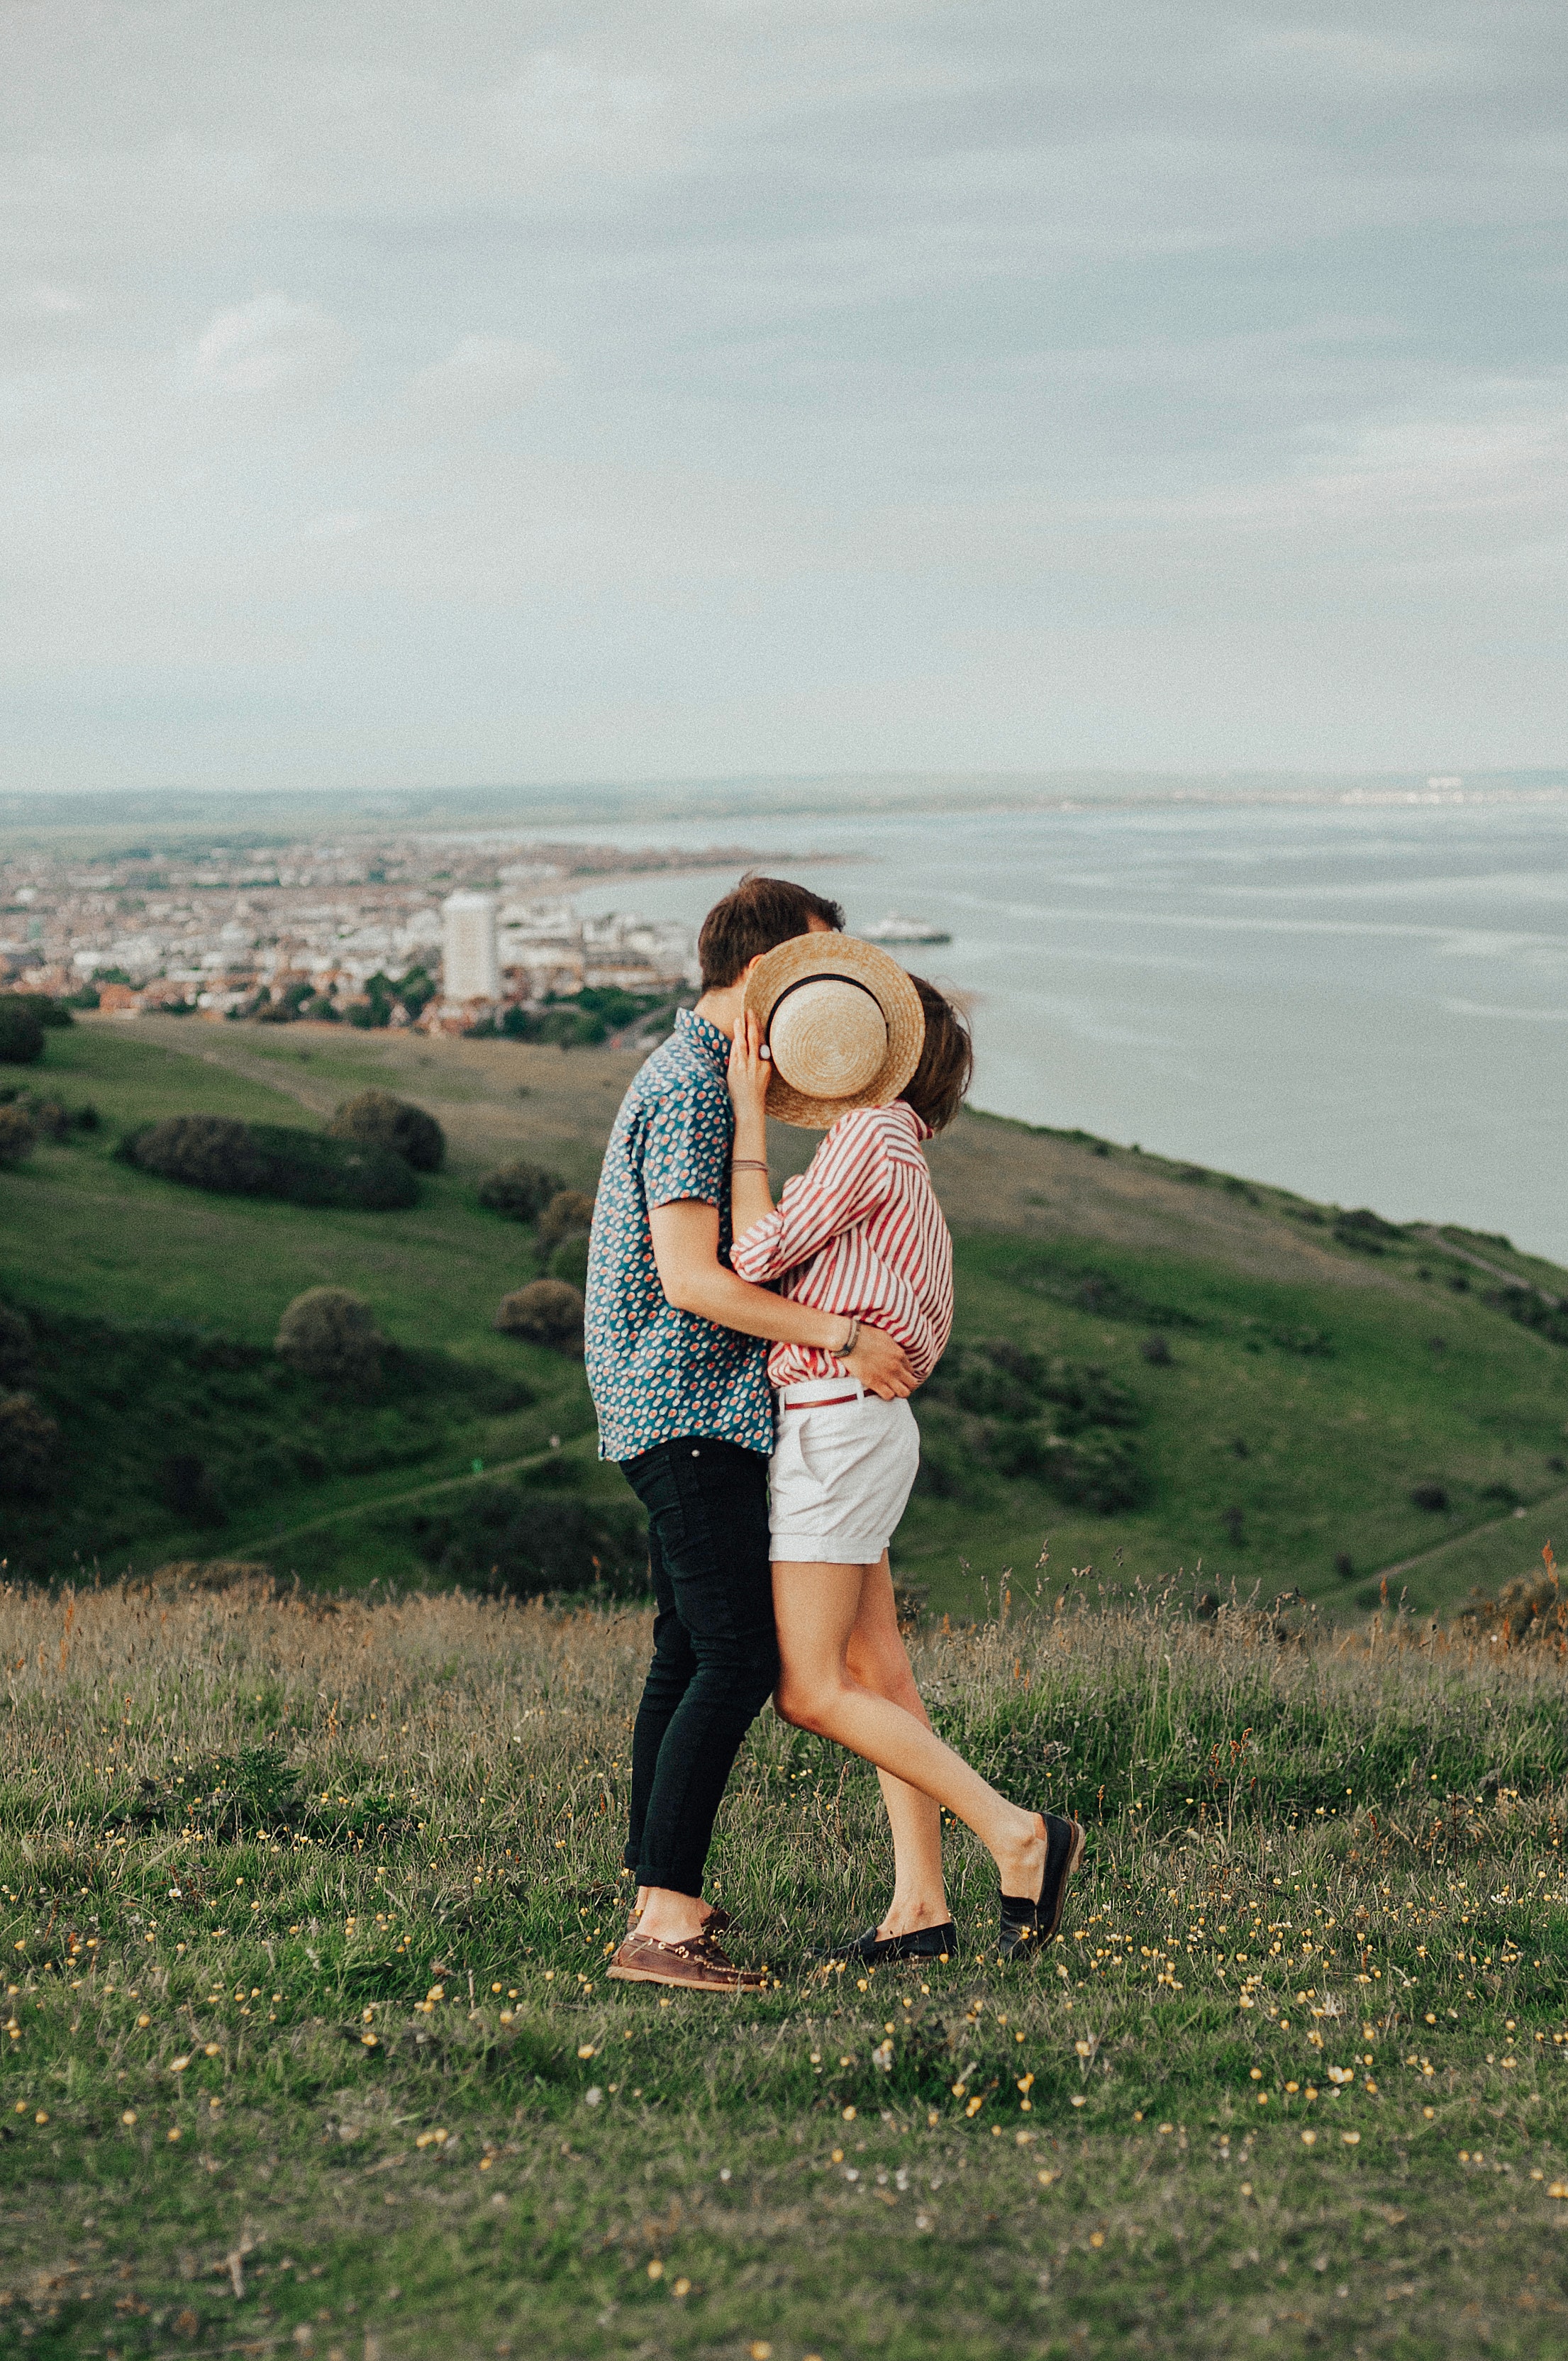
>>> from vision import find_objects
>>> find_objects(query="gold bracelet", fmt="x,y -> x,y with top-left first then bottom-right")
838,1316 -> 861,1356
730,1158 -> 769,1171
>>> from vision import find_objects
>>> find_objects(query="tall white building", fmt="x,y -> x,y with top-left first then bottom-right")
441,890 -> 500,1001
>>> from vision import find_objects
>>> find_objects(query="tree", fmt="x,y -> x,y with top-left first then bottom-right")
494,1279 -> 584,1351
328,1089 -> 445,1172
0,1003 -> 45,1066
274,1288 -> 387,1391
477,1161 -> 566,1223
0,1391 -> 60,1497
0,1106 -> 36,1166
10,995 -> 72,1030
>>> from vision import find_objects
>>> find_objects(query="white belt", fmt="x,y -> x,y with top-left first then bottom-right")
777,1376 -> 867,1411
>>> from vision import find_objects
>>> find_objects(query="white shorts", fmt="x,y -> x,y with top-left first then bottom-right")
767,1387 -> 922,1565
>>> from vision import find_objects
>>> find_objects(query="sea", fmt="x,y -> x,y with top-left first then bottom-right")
496,792 -> 1568,1266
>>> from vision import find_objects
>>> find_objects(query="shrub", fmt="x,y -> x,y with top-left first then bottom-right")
1459,1567 -> 1566,1644
494,1279 -> 584,1351
549,1233 -> 591,1292
406,1472 -> 647,1600
126,1115 -> 265,1193
1334,1207 -> 1401,1254
26,1096 -> 71,1143
248,1126 -> 418,1210
11,994 -> 73,1030
121,1116 -> 418,1209
1038,1430 -> 1150,1513
0,1003 -> 45,1065
160,1451 -> 226,1526
537,1188 -> 596,1255
477,1160 -> 566,1223
274,1289 -> 386,1391
328,1089 -> 445,1172
0,1105 -> 37,1165
1411,1480 -> 1450,1512
0,1304 -> 34,1385
0,1391 -> 60,1496
1139,1333 -> 1172,1366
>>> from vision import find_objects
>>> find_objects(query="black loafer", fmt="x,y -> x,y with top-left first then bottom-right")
811,1919 -> 958,1966
999,1814 -> 1084,1961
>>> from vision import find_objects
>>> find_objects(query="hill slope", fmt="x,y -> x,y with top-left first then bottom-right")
1,1013 -> 1563,1614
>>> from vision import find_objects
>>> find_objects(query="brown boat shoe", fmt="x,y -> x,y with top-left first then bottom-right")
607,1926 -> 766,1992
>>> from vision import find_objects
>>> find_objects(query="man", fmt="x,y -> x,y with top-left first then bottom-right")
585,874 -> 919,1992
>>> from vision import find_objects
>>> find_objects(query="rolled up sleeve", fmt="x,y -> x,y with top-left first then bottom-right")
640,1082 -> 728,1212
731,1113 -> 894,1280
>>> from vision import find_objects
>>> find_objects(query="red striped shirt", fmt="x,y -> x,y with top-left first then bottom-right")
729,1101 -> 953,1389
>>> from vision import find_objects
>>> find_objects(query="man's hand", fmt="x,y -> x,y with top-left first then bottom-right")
649,1200 -> 921,1394
844,1322 -> 919,1401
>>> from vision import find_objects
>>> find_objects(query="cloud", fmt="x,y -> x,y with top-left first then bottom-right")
2,1 -> 1568,785
406,335 -> 562,426
189,293 -> 355,396
13,284 -> 86,316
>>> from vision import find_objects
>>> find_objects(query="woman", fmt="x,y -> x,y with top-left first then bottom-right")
727,950 -> 1081,1965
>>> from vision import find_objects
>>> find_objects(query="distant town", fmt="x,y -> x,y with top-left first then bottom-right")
0,835 -> 782,1038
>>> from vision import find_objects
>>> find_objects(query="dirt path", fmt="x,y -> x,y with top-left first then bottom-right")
231,1435 -> 595,1555
1372,1482 -> 1568,1585
1414,1226 -> 1563,1307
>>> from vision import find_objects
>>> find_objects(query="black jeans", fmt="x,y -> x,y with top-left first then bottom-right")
618,1436 -> 779,1899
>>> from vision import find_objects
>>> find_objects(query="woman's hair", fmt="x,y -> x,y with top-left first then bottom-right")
900,975 -> 973,1133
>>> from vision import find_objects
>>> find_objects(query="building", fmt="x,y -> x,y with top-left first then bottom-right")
441,891 -> 500,1001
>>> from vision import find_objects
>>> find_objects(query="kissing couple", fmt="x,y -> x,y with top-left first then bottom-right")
584,873 -> 1082,1992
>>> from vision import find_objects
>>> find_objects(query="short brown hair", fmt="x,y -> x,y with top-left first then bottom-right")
697,872 -> 845,991
900,975 -> 972,1133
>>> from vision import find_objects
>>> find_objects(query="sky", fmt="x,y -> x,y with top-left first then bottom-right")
4,0 -> 1566,792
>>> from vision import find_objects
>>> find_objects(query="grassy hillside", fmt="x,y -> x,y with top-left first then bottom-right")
1,1015 -> 1564,1616
6,1582 -> 1568,2358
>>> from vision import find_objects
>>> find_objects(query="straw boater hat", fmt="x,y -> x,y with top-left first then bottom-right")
742,933 -> 926,1130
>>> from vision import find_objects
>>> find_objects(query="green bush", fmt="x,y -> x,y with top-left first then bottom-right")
548,1234 -> 591,1291
1036,1429 -> 1150,1512
120,1115 -> 418,1209
274,1289 -> 386,1392
916,1338 -> 1150,1511
0,1105 -> 37,1166
122,1114 -> 264,1192
0,1391 -> 60,1497
405,1470 -> 646,1599
160,1450 -> 226,1527
0,1002 -> 45,1066
328,1089 -> 445,1172
477,1160 -> 565,1223
9,993 -> 72,1030
0,1303 -> 34,1386
25,1095 -> 71,1142
248,1125 -> 418,1210
494,1279 -> 584,1350
537,1187 -> 596,1255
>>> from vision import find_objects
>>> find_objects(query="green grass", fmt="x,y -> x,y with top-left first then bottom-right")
4,1021 -> 1567,1617
899,1231 -> 1568,1620
7,1581 -> 1568,2357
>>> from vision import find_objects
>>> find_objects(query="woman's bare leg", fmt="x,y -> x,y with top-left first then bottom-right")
842,1554 -> 949,1937
773,1557 -> 1047,1901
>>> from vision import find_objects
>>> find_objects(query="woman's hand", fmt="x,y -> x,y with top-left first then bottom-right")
726,1008 -> 773,1128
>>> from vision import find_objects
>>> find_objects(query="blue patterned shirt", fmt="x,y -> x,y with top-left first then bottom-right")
585,1009 -> 774,1462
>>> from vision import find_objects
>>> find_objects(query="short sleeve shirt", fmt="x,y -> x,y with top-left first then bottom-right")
584,1009 -> 774,1462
